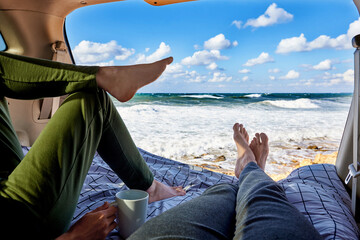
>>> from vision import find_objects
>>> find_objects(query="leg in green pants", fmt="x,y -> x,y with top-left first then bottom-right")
1,90 -> 153,237
0,97 -> 24,179
0,52 -> 154,238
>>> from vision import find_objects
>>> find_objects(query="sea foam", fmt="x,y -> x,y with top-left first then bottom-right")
244,94 -> 262,98
261,98 -> 320,109
180,94 -> 223,99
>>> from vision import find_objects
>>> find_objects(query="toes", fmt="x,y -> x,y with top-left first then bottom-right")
253,134 -> 258,144
166,56 -> 174,64
245,131 -> 249,143
249,139 -> 255,149
233,123 -> 240,132
173,186 -> 186,195
159,56 -> 173,65
239,124 -> 249,141
260,133 -> 268,144
233,123 -> 248,139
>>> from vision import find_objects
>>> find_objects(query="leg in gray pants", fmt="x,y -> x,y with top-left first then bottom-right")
129,162 -> 322,240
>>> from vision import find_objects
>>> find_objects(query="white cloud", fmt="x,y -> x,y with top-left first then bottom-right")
73,40 -> 135,64
343,69 -> 355,83
321,69 -> 354,86
313,59 -> 333,71
268,68 -> 280,73
181,49 -> 229,66
194,44 -> 201,50
163,63 -> 184,76
181,34 -> 234,69
276,18 -> 360,54
276,34 -> 308,54
209,72 -> 233,82
303,79 -> 314,86
280,70 -> 300,79
161,63 -> 207,83
206,62 -> 218,70
186,70 -> 207,83
135,42 -> 171,63
242,76 -> 249,81
96,60 -> 115,66
324,79 -> 342,86
244,3 -> 293,28
239,69 -> 251,74
269,75 -> 276,80
204,34 -> 232,50
232,20 -> 242,29
243,52 -> 274,67
289,79 -> 314,87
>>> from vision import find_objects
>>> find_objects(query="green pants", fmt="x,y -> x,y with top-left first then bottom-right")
0,52 -> 154,238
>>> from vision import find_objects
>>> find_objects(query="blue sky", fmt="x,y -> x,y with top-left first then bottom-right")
66,0 -> 359,93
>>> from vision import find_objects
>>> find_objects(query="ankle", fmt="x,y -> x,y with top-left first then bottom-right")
146,180 -> 156,195
95,67 -> 109,91
235,153 -> 256,177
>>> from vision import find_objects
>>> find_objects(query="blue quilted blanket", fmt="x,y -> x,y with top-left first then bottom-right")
22,147 -> 360,239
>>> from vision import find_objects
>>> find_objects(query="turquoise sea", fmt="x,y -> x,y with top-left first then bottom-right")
113,93 -> 352,175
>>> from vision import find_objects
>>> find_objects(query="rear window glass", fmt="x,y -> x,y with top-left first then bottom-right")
0,33 -> 6,51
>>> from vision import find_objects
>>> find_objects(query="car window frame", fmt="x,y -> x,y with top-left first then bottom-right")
0,32 -> 7,51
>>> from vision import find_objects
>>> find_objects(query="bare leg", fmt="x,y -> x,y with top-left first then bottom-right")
249,132 -> 269,170
233,127 -> 322,240
146,180 -> 186,203
96,57 -> 173,102
95,57 -> 186,202
233,123 -> 256,178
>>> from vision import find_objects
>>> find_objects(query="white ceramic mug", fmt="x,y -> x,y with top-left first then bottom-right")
112,189 -> 149,239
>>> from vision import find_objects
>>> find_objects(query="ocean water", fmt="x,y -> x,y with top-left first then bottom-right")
112,93 -> 352,175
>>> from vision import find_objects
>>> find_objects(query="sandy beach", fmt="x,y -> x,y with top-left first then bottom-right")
190,147 -> 337,181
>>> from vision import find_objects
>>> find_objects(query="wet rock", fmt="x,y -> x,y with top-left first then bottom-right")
194,153 -> 207,159
194,164 -> 235,176
214,155 -> 226,162
196,164 -> 220,170
307,145 -> 319,150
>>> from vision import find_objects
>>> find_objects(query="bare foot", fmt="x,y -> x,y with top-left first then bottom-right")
146,180 -> 186,203
249,133 -> 269,171
96,57 -> 173,102
233,123 -> 256,178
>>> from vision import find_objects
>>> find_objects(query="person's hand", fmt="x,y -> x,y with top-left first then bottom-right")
56,202 -> 117,240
